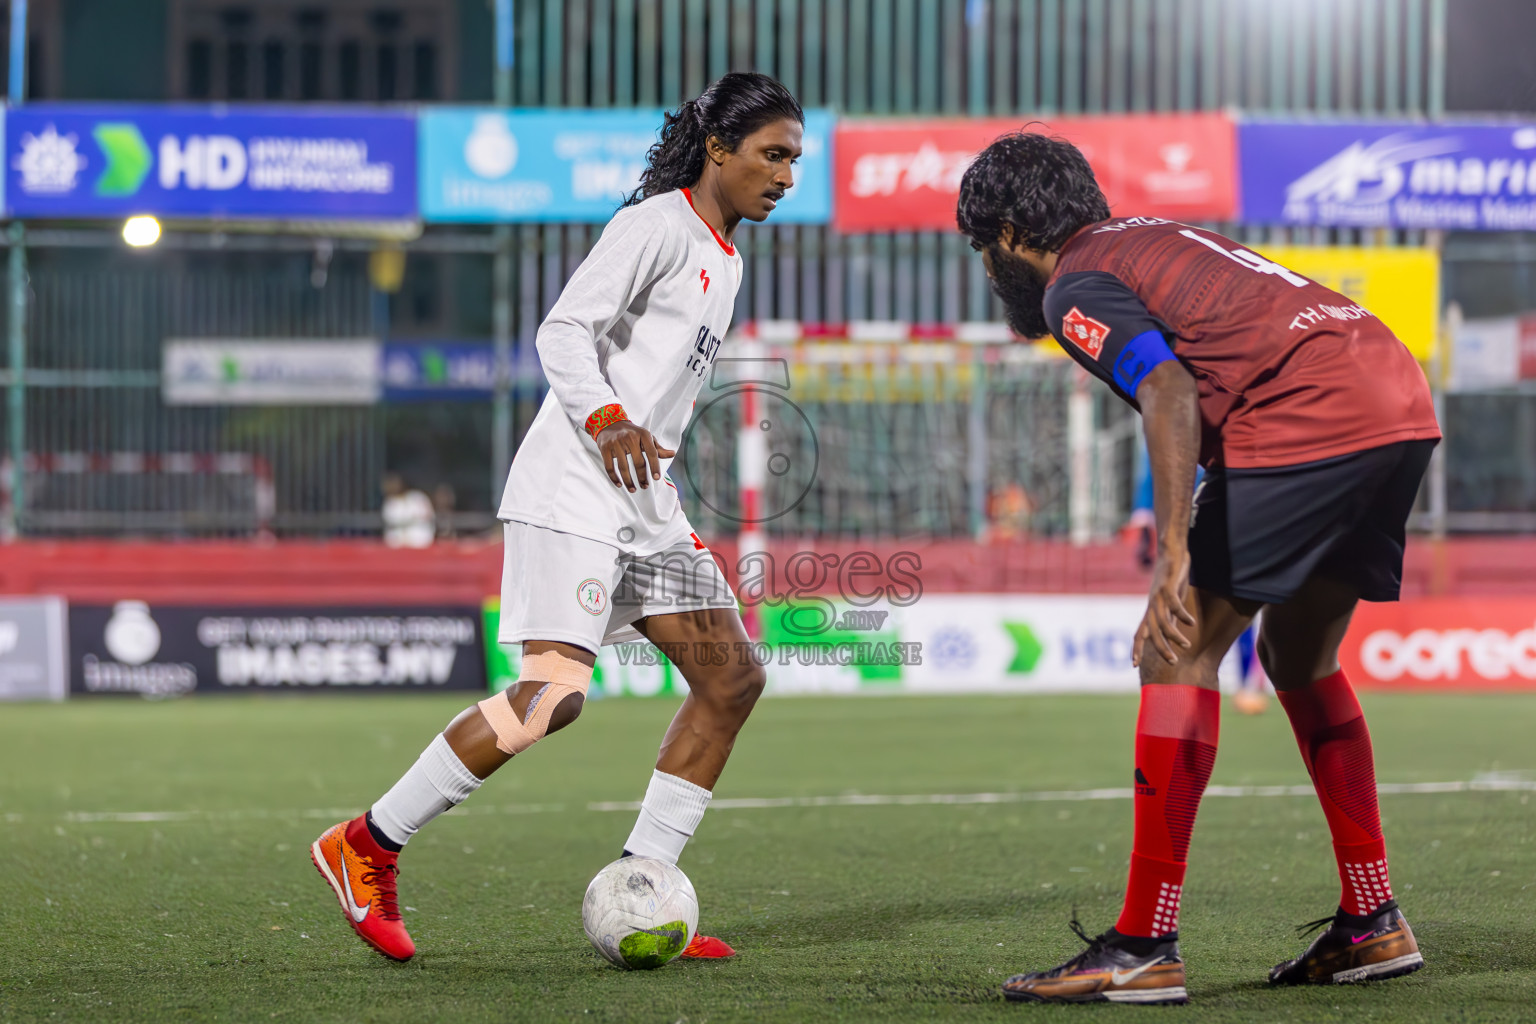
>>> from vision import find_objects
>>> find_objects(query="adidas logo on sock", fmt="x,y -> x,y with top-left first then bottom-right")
1134,768 -> 1157,796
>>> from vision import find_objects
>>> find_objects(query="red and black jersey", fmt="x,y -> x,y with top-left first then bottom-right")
1043,217 -> 1441,470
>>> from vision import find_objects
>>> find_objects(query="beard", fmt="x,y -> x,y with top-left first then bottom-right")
985,244 -> 1052,339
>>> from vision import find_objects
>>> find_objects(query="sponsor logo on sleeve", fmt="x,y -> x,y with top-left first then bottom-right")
1062,307 -> 1111,359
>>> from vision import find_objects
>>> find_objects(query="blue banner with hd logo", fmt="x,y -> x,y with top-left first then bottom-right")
419,107 -> 833,224
383,341 -> 497,401
6,105 -> 416,219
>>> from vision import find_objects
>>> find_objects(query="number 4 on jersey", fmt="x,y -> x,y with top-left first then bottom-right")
1179,229 -> 1308,288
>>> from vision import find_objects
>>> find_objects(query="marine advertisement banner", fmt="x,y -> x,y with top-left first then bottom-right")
70,602 -> 485,697
1239,119 -> 1536,230
6,105 -> 417,219
833,113 -> 1237,232
419,107 -> 833,223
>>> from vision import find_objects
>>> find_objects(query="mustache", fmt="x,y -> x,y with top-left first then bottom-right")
985,244 -> 1051,339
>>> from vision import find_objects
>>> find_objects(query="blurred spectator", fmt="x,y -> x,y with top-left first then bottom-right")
1232,618 -> 1272,715
1126,438 -> 1205,571
433,483 -> 458,540
382,472 -> 435,548
987,482 -> 1035,540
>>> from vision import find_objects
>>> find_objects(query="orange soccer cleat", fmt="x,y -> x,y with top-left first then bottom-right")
310,815 -> 415,961
680,933 -> 736,959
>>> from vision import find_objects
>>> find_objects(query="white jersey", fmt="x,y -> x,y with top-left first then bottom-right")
499,189 -> 743,553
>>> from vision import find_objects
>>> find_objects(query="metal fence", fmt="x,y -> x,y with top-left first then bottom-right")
1,255 -> 388,536
8,0 -> 1533,539
673,347 -> 1133,541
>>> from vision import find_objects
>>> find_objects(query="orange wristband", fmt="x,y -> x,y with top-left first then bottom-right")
584,403 -> 628,439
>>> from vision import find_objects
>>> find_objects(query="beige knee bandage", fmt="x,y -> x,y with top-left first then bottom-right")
477,651 -> 593,755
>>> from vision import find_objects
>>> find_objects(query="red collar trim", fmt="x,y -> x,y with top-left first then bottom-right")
681,188 -> 736,256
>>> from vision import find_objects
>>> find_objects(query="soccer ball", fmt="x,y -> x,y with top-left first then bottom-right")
582,856 -> 699,969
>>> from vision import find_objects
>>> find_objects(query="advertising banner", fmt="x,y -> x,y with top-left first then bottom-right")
6,105 -> 417,219
1341,598 -> 1536,690
833,113 -> 1237,232
1239,119 -> 1536,230
70,602 -> 485,697
382,341 -> 498,400
0,596 -> 68,702
484,594 -> 1249,696
1253,246 -> 1441,360
419,107 -> 833,224
163,339 -> 381,405
1450,314 -> 1536,391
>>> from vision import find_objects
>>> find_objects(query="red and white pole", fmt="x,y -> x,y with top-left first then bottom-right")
736,338 -> 767,640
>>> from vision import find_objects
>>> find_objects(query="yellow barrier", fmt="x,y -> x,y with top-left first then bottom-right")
1258,245 -> 1441,361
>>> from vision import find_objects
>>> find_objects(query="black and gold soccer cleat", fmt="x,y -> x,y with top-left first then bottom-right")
1269,899 -> 1424,986
1002,920 -> 1188,1005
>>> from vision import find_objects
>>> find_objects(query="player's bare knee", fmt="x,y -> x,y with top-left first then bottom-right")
1139,649 -> 1220,691
702,661 -> 766,717
1256,622 -> 1313,690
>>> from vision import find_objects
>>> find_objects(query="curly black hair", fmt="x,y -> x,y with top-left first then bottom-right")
956,131 -> 1111,252
623,72 -> 804,208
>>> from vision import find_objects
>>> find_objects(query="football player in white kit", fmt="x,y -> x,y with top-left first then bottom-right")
311,72 -> 804,963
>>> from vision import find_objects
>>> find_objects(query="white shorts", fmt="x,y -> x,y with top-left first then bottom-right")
497,520 -> 737,652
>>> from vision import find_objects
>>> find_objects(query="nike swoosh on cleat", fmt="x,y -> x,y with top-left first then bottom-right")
340,853 -> 370,923
1350,933 -> 1375,944
1109,962 -> 1159,986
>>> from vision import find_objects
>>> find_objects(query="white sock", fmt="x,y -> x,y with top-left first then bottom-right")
370,733 -> 483,847
623,770 -> 712,864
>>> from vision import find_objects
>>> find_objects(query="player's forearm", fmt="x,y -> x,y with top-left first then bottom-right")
534,319 -> 623,431
1137,361 -> 1201,556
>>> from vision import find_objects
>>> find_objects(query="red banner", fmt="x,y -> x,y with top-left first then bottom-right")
1340,599 -> 1536,690
832,113 -> 1237,233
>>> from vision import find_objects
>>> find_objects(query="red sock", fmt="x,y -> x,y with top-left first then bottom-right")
1277,669 -> 1392,917
1115,685 -> 1219,938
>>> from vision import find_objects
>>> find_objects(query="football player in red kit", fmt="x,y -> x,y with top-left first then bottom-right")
957,132 -> 1440,1005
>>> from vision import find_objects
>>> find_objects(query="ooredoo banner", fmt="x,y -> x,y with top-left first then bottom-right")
1341,599 -> 1536,690
71,602 -> 485,697
1240,119 -> 1536,230
833,113 -> 1237,232
6,105 -> 417,220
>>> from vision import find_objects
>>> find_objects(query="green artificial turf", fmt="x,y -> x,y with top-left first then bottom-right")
2,692 -> 1533,1023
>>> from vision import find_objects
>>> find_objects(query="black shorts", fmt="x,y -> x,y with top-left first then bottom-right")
1187,439 -> 1436,605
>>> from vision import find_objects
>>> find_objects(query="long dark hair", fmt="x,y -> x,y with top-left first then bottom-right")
623,72 -> 804,208
956,130 -> 1111,252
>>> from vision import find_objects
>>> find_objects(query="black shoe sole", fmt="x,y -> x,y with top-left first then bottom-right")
1003,987 -> 1190,1005
1271,952 -> 1425,986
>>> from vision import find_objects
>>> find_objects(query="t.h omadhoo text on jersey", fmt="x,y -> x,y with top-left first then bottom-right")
499,189 -> 743,553
1042,217 -> 1441,470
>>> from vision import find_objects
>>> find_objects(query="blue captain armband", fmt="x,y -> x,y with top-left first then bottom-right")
1113,329 -> 1177,396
